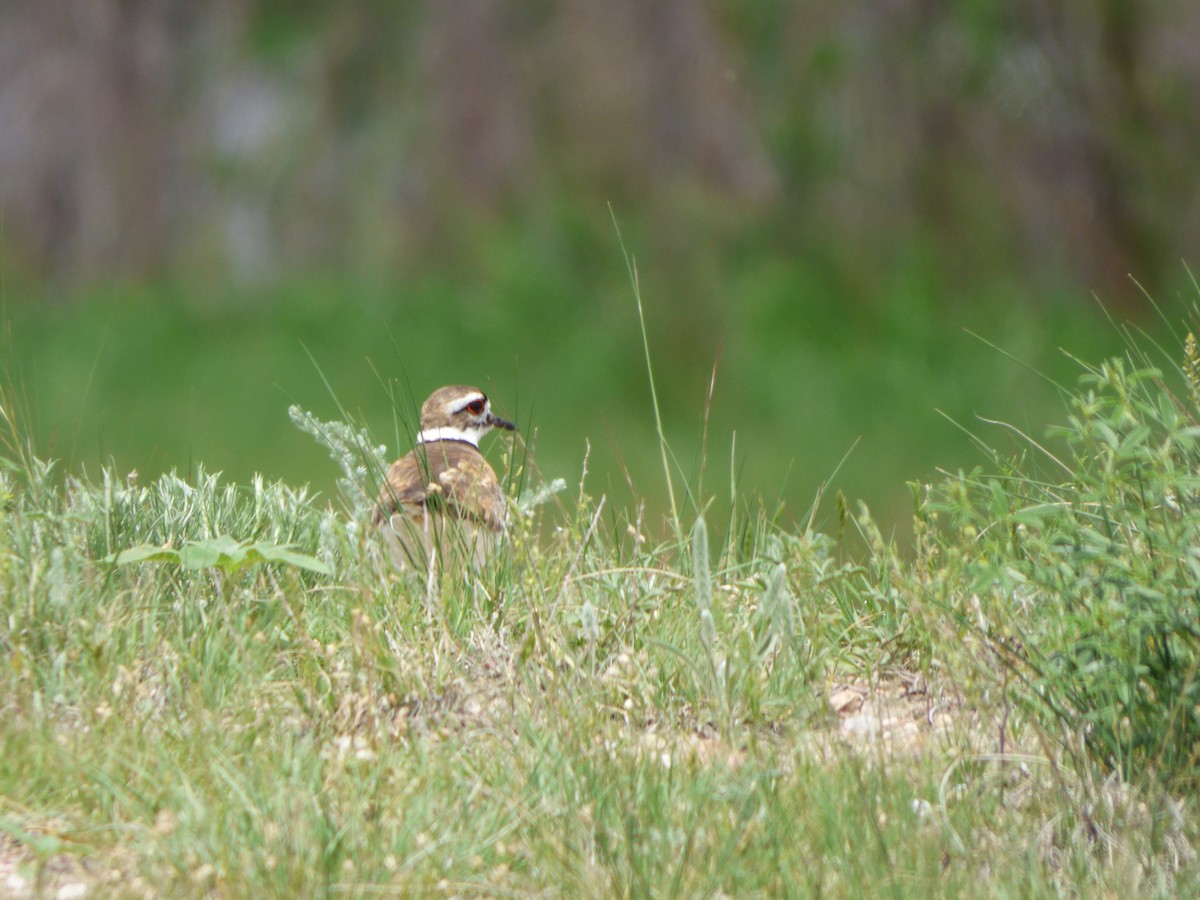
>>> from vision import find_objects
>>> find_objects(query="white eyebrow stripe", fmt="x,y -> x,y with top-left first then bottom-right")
447,393 -> 487,415
417,425 -> 482,447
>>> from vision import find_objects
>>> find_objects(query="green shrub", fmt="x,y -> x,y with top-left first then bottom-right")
932,353 -> 1200,784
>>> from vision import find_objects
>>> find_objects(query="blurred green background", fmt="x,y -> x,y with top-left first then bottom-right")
3,1 -> 1199,535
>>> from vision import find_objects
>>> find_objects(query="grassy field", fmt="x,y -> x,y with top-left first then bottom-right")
2,309 -> 1200,897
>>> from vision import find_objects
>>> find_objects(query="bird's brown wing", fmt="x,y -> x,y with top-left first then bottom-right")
373,442 -> 507,531
372,451 -> 426,524
432,447 -> 508,531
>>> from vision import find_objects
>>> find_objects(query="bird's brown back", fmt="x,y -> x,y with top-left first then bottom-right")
373,440 -> 507,531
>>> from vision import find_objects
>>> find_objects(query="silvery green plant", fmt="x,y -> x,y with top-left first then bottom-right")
289,405 -> 389,518
758,562 -> 793,660
692,515 -> 730,728
518,478 -> 567,515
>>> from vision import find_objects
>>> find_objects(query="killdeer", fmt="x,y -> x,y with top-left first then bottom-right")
373,385 -> 515,568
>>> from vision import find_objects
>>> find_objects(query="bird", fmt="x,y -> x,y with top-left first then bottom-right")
373,385 -> 515,569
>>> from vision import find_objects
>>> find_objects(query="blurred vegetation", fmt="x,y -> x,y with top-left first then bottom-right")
2,260 -> 1137,539
2,1 -> 1199,532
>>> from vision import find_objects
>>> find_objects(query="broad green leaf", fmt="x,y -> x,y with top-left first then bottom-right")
109,534 -> 329,576
206,535 -> 246,556
179,541 -> 233,570
248,543 -> 332,575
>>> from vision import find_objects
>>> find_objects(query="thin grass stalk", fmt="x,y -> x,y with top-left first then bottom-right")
610,205 -> 681,538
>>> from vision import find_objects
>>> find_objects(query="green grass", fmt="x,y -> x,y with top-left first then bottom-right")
3,313 -> 1200,895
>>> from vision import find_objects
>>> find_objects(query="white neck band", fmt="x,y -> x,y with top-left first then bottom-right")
416,426 -> 480,447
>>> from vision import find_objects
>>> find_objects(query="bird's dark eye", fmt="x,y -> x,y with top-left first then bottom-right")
467,399 -> 486,415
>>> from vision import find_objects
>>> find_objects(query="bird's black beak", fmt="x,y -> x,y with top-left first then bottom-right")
490,414 -> 517,432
